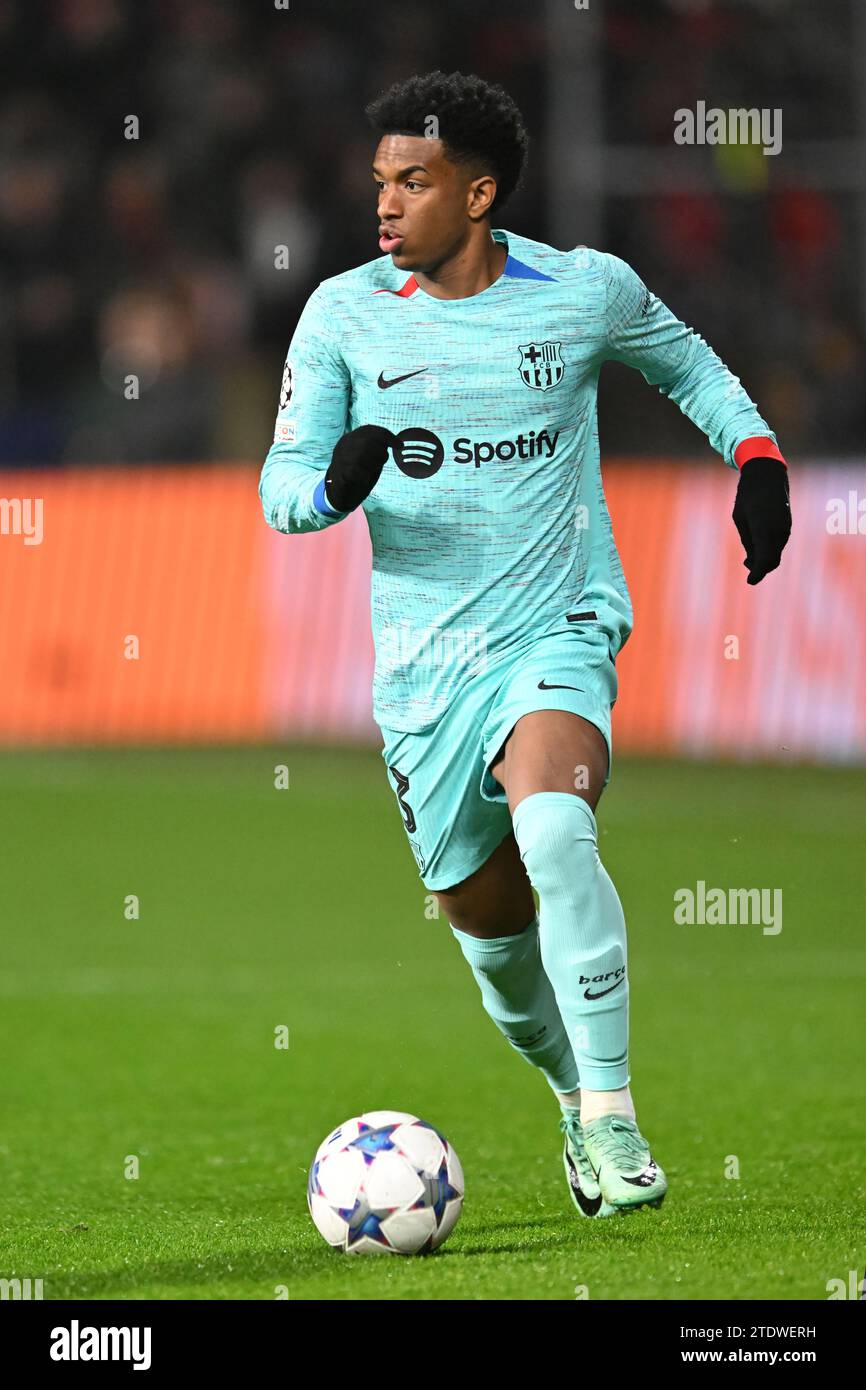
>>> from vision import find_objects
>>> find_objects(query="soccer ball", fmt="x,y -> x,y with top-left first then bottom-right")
307,1110 -> 464,1255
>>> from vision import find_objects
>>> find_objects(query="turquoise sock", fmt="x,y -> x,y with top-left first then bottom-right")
450,917 -> 579,1095
512,792 -> 630,1092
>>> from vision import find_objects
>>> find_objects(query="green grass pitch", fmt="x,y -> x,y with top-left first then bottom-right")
0,746 -> 863,1301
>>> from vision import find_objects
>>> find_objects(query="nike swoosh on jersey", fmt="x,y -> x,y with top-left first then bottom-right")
537,679 -> 585,691
377,368 -> 428,389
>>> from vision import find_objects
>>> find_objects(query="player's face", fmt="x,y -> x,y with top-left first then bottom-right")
373,135 -> 485,272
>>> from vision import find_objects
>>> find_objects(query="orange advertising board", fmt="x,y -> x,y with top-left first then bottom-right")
0,462 -> 863,761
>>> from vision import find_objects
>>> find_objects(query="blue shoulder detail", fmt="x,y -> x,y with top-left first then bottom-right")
503,254 -> 557,283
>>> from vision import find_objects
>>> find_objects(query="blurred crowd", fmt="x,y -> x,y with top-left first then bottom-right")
0,0 -> 862,465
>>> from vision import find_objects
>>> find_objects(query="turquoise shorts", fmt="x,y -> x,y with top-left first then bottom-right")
379,622 -> 618,891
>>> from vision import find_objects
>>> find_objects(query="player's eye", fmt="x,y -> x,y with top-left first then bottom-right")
405,181 -> 424,192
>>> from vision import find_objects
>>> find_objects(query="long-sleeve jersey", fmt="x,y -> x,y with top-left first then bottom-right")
259,228 -> 780,733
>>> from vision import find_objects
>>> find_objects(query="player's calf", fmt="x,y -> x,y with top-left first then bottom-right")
512,791 -> 630,1095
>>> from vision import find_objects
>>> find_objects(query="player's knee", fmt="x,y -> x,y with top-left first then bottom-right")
434,833 -> 535,937
448,917 -> 537,975
436,887 -> 531,938
512,791 -> 598,899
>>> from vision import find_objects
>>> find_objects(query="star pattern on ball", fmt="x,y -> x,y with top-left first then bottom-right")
345,1211 -> 393,1249
349,1124 -> 401,1159
307,1117 -> 465,1254
430,1157 -> 461,1221
308,1158 -> 323,1197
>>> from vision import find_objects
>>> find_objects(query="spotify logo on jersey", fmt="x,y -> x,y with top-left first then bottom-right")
389,428 -> 446,479
383,425 -> 560,478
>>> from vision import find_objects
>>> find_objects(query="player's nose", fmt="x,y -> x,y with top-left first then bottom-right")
377,189 -> 403,220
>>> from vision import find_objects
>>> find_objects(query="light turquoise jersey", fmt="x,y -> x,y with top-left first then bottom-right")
259,228 -> 778,732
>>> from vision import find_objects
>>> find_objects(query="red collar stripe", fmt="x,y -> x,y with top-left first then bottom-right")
373,275 -> 419,297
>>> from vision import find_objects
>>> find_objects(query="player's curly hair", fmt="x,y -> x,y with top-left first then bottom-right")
365,70 -> 529,214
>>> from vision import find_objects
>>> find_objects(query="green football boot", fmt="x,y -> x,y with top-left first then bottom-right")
559,1110 -> 603,1218
581,1114 -> 667,1215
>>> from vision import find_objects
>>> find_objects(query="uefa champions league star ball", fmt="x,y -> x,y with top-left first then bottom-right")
307,1110 -> 464,1255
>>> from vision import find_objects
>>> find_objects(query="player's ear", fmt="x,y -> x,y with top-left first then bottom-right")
467,172 -> 497,221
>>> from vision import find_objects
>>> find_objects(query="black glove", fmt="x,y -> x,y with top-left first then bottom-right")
324,425 -> 392,512
732,457 -> 791,585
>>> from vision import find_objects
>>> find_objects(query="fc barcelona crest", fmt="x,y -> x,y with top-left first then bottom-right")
518,341 -> 564,391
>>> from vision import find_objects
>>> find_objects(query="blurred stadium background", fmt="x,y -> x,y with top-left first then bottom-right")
0,0 -> 863,759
